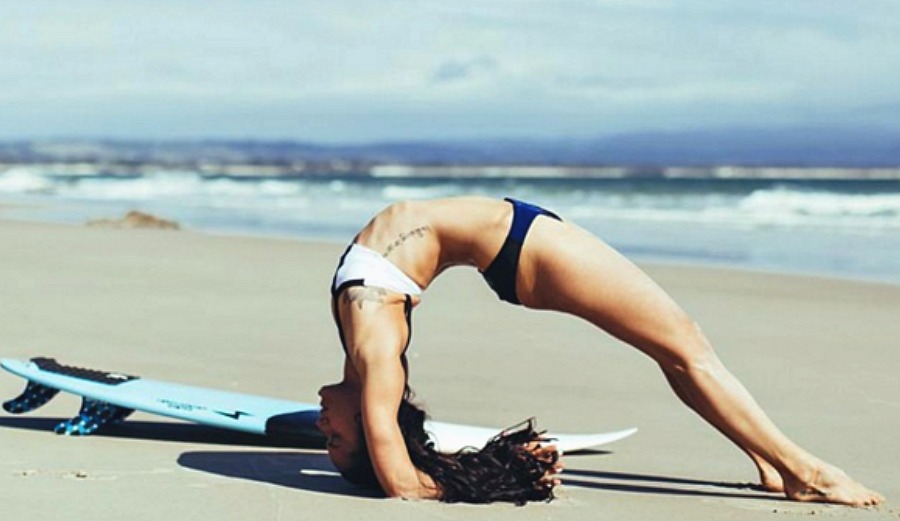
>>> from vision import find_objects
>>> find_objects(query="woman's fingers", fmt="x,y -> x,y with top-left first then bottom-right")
523,439 -> 564,488
524,442 -> 564,488
528,443 -> 560,462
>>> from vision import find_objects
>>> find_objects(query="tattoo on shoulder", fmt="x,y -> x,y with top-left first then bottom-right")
342,287 -> 388,309
383,225 -> 431,257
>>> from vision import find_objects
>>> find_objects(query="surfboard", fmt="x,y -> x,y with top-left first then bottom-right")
1,357 -> 636,453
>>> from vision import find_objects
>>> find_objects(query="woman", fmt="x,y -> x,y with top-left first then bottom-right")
317,196 -> 882,506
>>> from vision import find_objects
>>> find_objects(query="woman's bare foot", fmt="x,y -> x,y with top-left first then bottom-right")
783,464 -> 884,506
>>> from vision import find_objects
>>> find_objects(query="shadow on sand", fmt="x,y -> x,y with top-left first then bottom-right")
561,468 -> 783,501
0,416 -> 374,498
175,451 -> 782,502
178,450 -> 379,498
0,416 -> 324,449
1,416 -> 782,502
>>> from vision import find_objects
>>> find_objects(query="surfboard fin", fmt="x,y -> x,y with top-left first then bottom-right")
3,380 -> 61,414
55,398 -> 135,436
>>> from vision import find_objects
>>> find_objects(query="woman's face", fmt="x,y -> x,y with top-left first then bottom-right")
316,381 -> 363,472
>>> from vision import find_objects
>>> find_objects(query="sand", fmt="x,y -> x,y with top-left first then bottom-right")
1,218 -> 898,520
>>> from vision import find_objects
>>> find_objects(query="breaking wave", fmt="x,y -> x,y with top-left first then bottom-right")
2,167 -> 899,233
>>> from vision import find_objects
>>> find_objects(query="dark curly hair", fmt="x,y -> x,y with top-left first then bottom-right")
339,387 -> 559,505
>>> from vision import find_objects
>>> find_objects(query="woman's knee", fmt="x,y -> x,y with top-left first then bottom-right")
657,316 -> 718,374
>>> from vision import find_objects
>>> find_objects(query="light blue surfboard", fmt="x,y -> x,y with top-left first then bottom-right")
1,357 -> 636,453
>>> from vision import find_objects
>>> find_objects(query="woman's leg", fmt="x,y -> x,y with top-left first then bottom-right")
661,369 -> 783,491
518,219 -> 882,506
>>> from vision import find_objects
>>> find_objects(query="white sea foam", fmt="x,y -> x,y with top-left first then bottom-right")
556,188 -> 900,231
65,173 -> 206,200
381,183 -> 462,200
740,188 -> 900,218
0,167 -> 55,194
2,167 -> 899,233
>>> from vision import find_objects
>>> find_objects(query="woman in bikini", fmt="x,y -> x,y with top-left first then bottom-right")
318,196 -> 882,506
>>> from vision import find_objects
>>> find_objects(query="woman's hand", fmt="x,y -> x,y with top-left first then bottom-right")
525,441 -> 564,489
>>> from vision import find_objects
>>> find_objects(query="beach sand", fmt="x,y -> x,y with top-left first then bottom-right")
1,218 -> 897,520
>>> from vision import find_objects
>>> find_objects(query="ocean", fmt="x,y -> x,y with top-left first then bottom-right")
2,165 -> 899,285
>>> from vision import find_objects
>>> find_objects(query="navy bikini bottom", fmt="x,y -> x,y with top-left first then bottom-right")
481,198 -> 561,305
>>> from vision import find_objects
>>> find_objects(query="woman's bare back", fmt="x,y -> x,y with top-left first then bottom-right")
354,197 -> 514,289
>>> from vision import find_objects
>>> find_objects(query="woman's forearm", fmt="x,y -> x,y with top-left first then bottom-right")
355,345 -> 439,499
382,469 -> 441,500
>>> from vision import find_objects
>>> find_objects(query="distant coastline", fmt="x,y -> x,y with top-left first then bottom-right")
3,127 -> 900,176
4,160 -> 899,181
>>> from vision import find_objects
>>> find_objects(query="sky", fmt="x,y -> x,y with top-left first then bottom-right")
1,0 -> 899,143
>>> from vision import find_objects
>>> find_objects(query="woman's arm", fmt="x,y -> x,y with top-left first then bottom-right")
355,346 -> 439,499
338,286 -> 439,499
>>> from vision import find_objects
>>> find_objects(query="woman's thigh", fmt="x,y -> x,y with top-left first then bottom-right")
519,219 -> 706,366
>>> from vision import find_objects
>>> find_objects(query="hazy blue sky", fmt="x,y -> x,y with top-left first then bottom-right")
2,1 -> 898,142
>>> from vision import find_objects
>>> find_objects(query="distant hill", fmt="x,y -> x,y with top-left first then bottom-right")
1,126 -> 898,168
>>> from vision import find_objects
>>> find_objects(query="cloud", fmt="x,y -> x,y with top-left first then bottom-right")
431,56 -> 499,84
1,1 -> 899,140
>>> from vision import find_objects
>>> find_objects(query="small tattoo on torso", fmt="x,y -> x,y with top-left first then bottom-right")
383,225 -> 431,257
